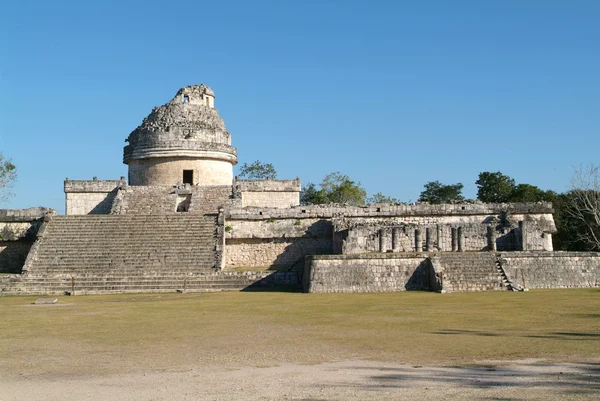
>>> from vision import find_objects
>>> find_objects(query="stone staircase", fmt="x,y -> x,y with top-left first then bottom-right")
437,252 -> 504,292
0,214 -> 298,295
0,270 -> 297,295
28,214 -> 217,274
111,185 -> 235,215
112,186 -> 178,214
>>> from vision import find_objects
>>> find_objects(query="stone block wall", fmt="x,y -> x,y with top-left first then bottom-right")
64,179 -> 123,215
224,217 -> 333,268
0,240 -> 32,273
499,251 -> 600,289
234,179 -> 301,208
303,253 -> 431,293
0,208 -> 53,274
224,202 -> 556,269
225,237 -> 331,269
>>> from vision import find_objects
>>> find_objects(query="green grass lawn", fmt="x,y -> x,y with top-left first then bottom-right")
0,289 -> 598,377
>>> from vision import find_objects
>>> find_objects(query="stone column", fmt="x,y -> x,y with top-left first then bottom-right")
451,228 -> 458,252
457,227 -> 464,252
519,221 -> 527,251
415,229 -> 422,253
425,227 -> 432,252
487,225 -> 497,251
392,227 -> 400,252
379,229 -> 386,253
436,224 -> 441,251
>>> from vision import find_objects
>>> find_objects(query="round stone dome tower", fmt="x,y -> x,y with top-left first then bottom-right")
123,84 -> 237,186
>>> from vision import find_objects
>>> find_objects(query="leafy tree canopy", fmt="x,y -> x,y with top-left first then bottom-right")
475,171 -> 516,203
0,153 -> 17,204
301,172 -> 366,206
238,160 -> 277,180
367,192 -> 400,205
418,181 -> 464,204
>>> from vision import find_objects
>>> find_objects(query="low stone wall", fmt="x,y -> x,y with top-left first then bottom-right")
499,252 -> 600,289
0,207 -> 53,241
64,179 -> 123,215
234,179 -> 301,209
0,240 -> 32,274
303,253 -> 431,293
225,238 -> 331,269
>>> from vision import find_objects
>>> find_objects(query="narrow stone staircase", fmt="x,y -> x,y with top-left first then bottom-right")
437,252 -> 504,292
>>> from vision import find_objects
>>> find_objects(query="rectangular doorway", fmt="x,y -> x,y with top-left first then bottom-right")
183,170 -> 193,185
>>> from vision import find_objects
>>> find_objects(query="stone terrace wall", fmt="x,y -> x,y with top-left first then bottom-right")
0,208 -> 54,274
499,251 -> 600,289
65,178 -> 124,215
0,207 -> 54,240
234,179 -> 301,209
224,202 -> 556,268
224,217 -> 332,268
0,240 -> 31,273
303,253 -> 431,293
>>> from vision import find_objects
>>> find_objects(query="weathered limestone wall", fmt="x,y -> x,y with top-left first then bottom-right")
225,238 -> 332,268
500,252 -> 600,289
0,208 -> 54,274
0,207 -> 53,240
303,254 -> 431,293
0,240 -> 32,273
336,212 -> 554,253
224,202 -> 556,268
235,179 -> 301,208
128,157 -> 233,186
224,217 -> 332,268
64,179 -> 123,215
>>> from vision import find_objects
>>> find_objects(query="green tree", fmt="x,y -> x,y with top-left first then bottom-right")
418,181 -> 464,204
0,153 -> 17,204
238,160 -> 277,180
475,171 -> 516,203
367,192 -> 400,204
300,172 -> 366,206
509,183 -> 549,202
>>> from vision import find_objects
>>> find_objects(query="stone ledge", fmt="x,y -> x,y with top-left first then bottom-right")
64,179 -> 124,193
0,208 -> 56,222
226,202 -> 554,220
234,179 -> 301,192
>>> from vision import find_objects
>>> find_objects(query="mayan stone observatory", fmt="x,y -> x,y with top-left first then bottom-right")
1,84 -> 599,295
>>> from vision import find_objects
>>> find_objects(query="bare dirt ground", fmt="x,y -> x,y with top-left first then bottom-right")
1,290 -> 598,400
1,359 -> 599,400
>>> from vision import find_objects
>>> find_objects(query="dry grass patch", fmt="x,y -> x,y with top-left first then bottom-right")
0,289 -> 598,378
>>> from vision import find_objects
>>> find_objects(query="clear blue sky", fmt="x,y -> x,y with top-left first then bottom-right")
1,0 -> 599,213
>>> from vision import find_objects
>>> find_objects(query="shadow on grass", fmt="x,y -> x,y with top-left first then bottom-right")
431,329 -> 600,340
432,329 -> 503,337
325,363 -> 600,397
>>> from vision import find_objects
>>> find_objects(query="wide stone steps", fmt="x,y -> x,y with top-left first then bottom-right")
0,271 -> 296,295
26,215 -> 219,277
437,252 -> 504,292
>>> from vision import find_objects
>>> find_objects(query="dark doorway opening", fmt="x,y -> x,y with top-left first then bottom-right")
183,170 -> 193,184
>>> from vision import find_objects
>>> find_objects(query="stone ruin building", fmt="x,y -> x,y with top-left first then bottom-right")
1,84 -> 599,295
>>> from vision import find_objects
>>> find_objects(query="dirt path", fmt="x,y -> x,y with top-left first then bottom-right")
1,359 -> 598,400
